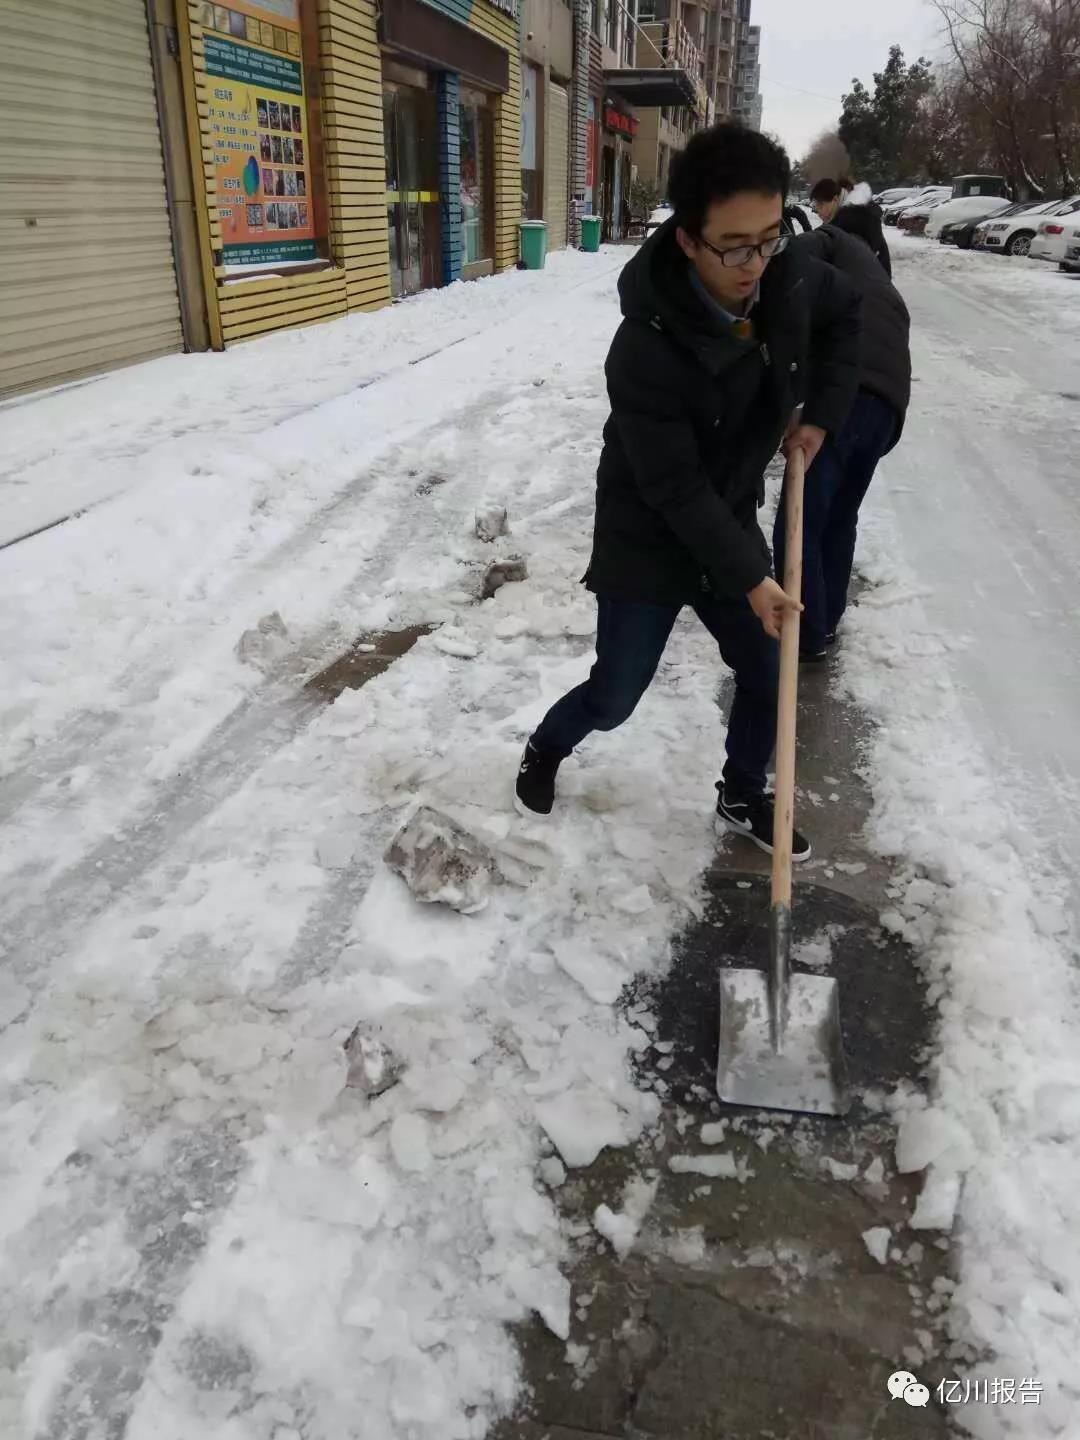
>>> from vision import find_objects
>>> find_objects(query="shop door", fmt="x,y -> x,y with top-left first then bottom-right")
383,83 -> 441,298
544,82 -> 569,249
1,0 -> 183,395
600,145 -> 615,241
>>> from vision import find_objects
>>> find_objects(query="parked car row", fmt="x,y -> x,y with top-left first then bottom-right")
873,182 -> 1080,273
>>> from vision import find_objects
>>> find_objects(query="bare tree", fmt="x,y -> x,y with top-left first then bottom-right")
930,0 -> 1046,195
1036,0 -> 1080,193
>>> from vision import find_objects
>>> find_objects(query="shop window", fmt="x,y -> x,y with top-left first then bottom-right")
460,88 -> 495,270
201,0 -> 328,274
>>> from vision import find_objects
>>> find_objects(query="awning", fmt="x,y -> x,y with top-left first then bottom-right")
603,67 -> 697,108
380,0 -> 510,92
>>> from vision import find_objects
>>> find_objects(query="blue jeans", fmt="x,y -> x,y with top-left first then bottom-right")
532,592 -> 779,797
774,390 -> 898,652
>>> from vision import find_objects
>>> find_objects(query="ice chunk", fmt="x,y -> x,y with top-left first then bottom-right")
552,940 -> 625,1005
669,1153 -> 754,1182
895,1106 -> 971,1174
822,1157 -> 859,1182
910,1165 -> 961,1232
402,1063 -> 467,1114
611,885 -> 653,915
593,1175 -> 658,1256
384,805 -> 495,914
863,1156 -> 886,1185
862,1226 -> 891,1265
594,1204 -> 639,1257
538,1157 -> 566,1188
236,610 -> 291,671
535,1090 -> 629,1168
666,1227 -> 706,1264
475,502 -> 509,541
432,628 -> 479,659
343,1023 -> 403,1097
505,1256 -> 570,1339
700,1120 -> 729,1145
482,556 -> 528,599
390,1113 -> 432,1174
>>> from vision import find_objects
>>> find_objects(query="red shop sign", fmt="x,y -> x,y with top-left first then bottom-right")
604,105 -> 638,137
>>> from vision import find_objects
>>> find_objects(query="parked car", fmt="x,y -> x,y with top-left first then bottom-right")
941,199 -> 1045,248
973,199 -> 1072,255
874,186 -> 918,207
898,198 -> 950,235
883,186 -> 952,225
926,194 -> 1011,239
1063,235 -> 1080,274
1029,197 -> 1080,263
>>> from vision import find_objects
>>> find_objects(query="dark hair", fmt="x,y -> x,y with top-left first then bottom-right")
810,177 -> 843,203
668,123 -> 790,236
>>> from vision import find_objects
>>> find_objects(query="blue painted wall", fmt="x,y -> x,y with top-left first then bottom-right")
437,72 -> 463,284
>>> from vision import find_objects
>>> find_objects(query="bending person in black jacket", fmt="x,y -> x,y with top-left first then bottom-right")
776,221 -> 911,659
515,125 -> 861,861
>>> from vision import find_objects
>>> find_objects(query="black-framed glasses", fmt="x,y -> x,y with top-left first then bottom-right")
697,233 -> 789,267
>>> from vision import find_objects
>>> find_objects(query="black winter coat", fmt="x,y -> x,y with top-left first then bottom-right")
794,223 -> 911,446
832,201 -> 892,276
585,220 -> 861,605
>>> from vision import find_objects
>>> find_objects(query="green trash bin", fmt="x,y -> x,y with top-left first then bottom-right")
519,220 -> 548,270
580,215 -> 602,253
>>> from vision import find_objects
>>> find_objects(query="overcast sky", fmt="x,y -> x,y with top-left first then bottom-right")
750,0 -> 943,161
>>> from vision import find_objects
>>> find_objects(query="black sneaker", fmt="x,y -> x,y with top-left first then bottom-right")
825,630 -> 838,646
716,786 -> 812,862
515,739 -> 563,816
799,646 -> 828,664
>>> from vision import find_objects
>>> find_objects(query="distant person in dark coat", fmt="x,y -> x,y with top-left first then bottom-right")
774,220 -> 911,659
514,124 -> 862,861
832,194 -> 892,276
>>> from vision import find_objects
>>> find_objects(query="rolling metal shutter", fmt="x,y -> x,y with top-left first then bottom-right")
0,0 -> 184,396
545,80 -> 569,251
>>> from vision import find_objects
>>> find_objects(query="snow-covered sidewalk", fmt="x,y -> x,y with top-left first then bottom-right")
2,241 -> 1079,1438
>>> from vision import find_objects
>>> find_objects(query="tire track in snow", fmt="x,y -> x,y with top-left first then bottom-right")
3,364 -> 607,982
0,261 -> 625,838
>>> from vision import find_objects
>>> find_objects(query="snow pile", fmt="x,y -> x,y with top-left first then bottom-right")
0,250 -> 732,1439
839,503 -> 1080,1433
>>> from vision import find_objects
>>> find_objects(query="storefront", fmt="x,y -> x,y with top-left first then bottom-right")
599,100 -> 637,240
1,0 -> 522,394
379,0 -> 517,293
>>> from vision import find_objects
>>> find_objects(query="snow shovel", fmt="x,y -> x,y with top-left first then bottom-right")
716,446 -> 851,1117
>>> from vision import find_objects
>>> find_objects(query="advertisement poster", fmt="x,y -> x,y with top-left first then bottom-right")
201,1 -> 316,268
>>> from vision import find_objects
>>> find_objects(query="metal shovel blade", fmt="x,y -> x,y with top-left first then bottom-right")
717,967 -> 851,1117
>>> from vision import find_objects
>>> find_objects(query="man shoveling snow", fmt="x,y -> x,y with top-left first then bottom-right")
515,125 -> 860,861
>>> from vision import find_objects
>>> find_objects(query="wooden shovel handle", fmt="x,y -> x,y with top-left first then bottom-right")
772,447 -> 805,909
